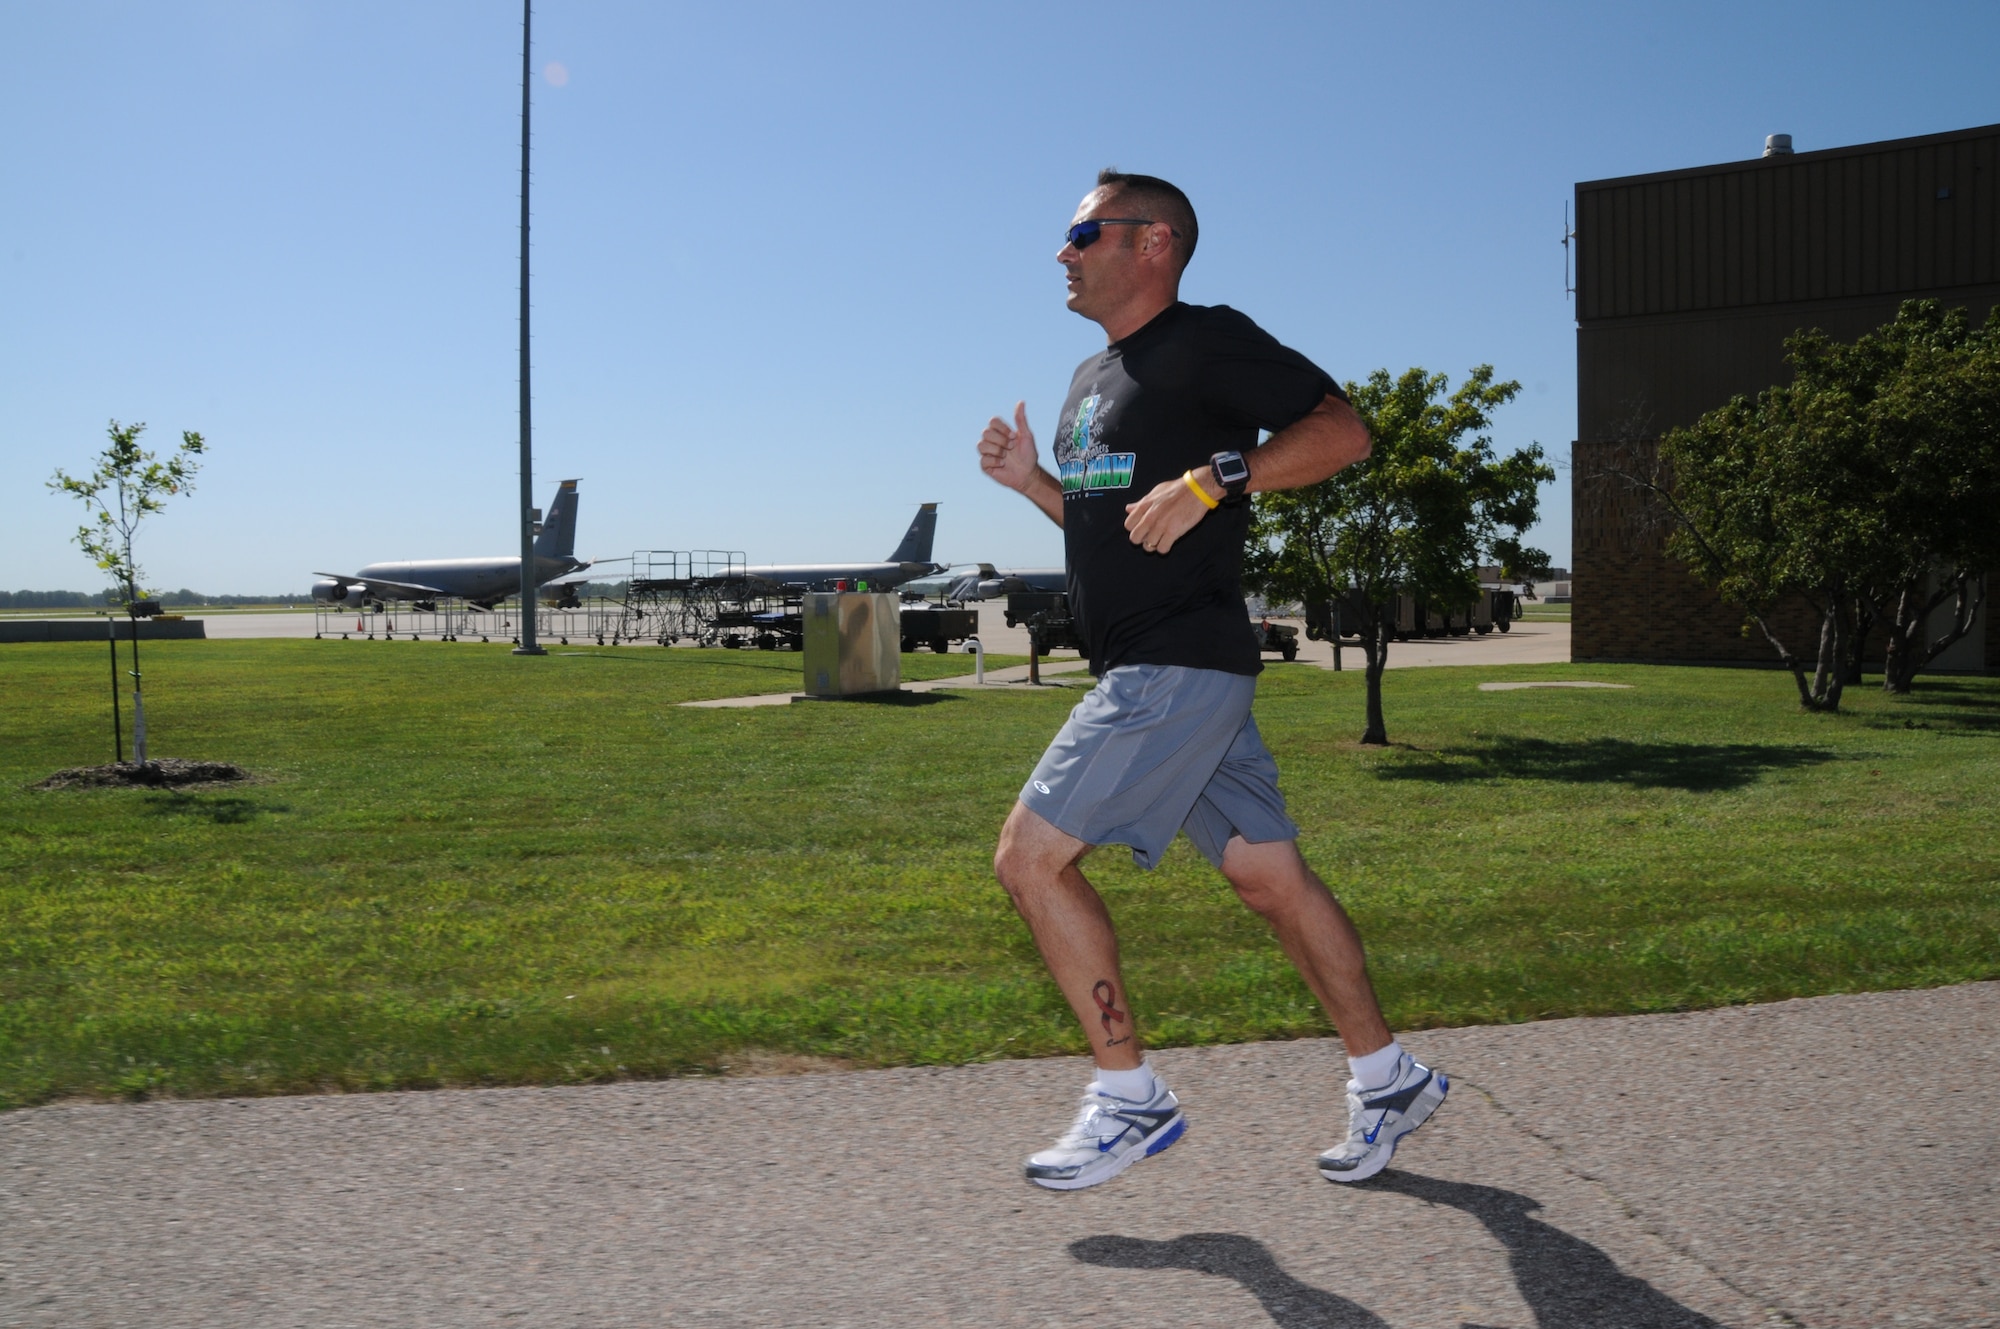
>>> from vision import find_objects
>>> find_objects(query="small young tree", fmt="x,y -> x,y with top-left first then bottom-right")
1246,366 -> 1551,745
48,420 -> 206,765
49,420 -> 206,606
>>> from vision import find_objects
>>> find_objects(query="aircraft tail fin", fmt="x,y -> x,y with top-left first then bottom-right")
534,480 -> 581,560
885,502 -> 938,565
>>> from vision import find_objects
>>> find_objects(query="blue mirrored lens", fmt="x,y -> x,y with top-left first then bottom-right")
1067,221 -> 1102,249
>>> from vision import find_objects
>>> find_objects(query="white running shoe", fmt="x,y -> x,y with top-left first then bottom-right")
1023,1080 -> 1186,1191
1317,1052 -> 1447,1183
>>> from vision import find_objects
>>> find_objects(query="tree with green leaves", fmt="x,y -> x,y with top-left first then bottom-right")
1609,300 -> 1999,710
1815,301 -> 2000,693
1246,366 -> 1551,745
48,419 -> 206,606
48,419 -> 206,767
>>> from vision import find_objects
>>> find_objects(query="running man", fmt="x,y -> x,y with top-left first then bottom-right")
978,169 -> 1446,1191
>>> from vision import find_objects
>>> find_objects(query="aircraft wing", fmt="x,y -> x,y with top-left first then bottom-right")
313,571 -> 451,597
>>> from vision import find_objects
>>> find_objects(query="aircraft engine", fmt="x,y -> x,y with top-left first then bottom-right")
312,578 -> 360,604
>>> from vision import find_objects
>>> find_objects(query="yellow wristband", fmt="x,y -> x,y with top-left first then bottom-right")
1182,469 -> 1220,510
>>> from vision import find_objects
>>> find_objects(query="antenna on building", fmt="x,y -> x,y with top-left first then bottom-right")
1563,201 -> 1577,300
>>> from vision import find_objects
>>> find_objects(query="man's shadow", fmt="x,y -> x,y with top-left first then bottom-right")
1070,1233 -> 1386,1329
1370,1172 -> 1723,1328
1071,1174 -> 1722,1329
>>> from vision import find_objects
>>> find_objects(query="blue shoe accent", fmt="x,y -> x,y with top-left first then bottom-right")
1025,1080 -> 1186,1190
1319,1054 -> 1448,1184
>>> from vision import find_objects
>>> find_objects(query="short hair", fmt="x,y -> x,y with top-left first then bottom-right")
1096,168 -> 1198,269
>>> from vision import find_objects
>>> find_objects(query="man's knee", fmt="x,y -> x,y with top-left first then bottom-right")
1219,836 -> 1316,915
994,802 -> 1086,903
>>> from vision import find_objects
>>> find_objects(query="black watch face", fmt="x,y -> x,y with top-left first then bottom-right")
1213,452 -> 1249,487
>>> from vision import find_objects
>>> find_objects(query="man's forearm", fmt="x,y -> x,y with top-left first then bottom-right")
1021,467 -> 1065,527
1246,394 -> 1371,494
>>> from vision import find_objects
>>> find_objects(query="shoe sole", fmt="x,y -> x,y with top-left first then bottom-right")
1318,1071 -> 1448,1184
1026,1112 -> 1186,1191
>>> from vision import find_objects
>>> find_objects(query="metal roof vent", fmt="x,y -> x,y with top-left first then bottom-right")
1763,133 -> 1794,158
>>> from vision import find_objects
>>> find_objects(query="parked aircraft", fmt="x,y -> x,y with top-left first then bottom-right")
900,563 -> 1066,601
732,502 -> 943,592
946,564 -> 1066,601
312,479 -> 590,610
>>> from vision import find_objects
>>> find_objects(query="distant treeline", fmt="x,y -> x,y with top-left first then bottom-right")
1,589 -> 308,609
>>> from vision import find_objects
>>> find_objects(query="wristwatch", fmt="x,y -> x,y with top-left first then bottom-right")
1209,451 -> 1250,503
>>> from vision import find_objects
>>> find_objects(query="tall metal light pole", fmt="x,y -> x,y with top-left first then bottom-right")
512,0 -> 545,655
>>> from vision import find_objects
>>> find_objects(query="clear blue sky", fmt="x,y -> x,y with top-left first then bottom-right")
7,1 -> 1997,593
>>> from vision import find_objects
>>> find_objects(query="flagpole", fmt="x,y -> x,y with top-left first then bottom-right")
512,0 -> 545,655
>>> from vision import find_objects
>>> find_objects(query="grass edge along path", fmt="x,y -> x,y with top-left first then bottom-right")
2,639 -> 1996,1108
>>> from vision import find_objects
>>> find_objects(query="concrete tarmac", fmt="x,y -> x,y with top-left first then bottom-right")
4,982 -> 1992,1328
184,608 -> 1575,672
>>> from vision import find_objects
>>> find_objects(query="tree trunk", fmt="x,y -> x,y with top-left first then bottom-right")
1882,570 -> 1983,694
1748,595 -> 1844,713
1360,617 -> 1391,745
1841,595 -> 1872,686
1882,577 -> 1922,693
1806,592 -> 1846,712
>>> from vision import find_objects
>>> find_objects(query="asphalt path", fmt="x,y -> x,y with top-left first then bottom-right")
5,982 -> 1993,1328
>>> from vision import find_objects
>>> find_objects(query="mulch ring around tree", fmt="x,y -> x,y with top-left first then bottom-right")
35,759 -> 251,790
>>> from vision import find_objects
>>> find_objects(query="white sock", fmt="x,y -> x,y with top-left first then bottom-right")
1092,1062 -> 1158,1103
1348,1041 -> 1405,1091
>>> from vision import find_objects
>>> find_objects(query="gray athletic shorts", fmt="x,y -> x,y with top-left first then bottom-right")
1018,664 -> 1299,870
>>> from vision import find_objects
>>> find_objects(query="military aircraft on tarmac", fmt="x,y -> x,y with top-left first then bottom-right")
900,563 -> 1067,601
311,479 -> 590,610
945,564 -> 1067,600
730,502 -> 943,592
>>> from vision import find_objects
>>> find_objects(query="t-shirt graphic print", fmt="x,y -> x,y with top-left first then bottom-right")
1055,394 -> 1136,496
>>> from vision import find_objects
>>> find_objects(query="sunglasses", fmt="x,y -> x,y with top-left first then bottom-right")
1065,218 -> 1180,250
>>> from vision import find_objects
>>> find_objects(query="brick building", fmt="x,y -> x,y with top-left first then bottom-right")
1571,123 -> 1999,671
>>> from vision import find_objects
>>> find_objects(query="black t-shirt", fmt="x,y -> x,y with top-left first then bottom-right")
1054,302 -> 1343,675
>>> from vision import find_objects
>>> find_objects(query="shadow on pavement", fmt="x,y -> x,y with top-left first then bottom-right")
1069,1233 -> 1386,1328
1374,736 -> 1833,791
1368,1172 -> 1724,1328
1072,1175 -> 1726,1329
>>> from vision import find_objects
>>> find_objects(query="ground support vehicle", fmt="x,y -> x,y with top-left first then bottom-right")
1304,588 -> 1519,643
1303,591 -> 1371,643
1004,591 -> 1084,683
1254,618 -> 1300,661
898,604 -> 978,654
709,596 -> 803,651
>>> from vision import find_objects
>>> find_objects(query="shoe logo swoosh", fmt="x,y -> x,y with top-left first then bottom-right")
1094,1107 -> 1176,1151
1361,1070 -> 1432,1118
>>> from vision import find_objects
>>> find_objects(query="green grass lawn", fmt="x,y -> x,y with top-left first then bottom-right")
2,639 -> 1995,1109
